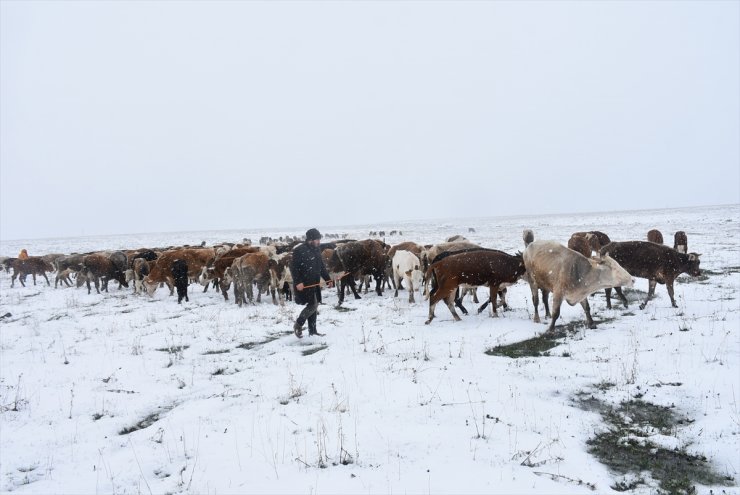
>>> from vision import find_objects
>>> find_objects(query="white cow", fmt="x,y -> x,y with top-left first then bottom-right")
523,240 -> 634,333
392,250 -> 424,303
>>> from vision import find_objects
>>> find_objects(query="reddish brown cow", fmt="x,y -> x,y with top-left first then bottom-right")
567,233 -> 600,258
647,229 -> 664,244
424,250 -> 526,324
572,231 -> 611,248
10,257 -> 54,287
198,248 -> 259,300
144,248 -> 215,296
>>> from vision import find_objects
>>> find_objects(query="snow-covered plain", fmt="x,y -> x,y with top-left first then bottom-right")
1,205 -> 738,494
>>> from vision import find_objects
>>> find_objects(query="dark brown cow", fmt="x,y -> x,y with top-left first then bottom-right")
78,253 -> 129,294
674,231 -> 688,254
144,248 -> 215,296
573,231 -> 611,248
647,229 -> 664,244
328,240 -> 388,304
424,249 -> 526,324
600,241 -> 701,310
231,252 -> 277,306
10,257 -> 53,287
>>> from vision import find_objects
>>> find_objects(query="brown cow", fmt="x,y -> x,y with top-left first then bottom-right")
524,241 -> 633,333
230,252 -> 277,306
424,249 -> 526,324
10,257 -> 53,287
674,231 -> 688,254
572,231 -> 611,248
647,229 -> 664,244
144,248 -> 215,296
567,233 -> 600,258
600,241 -> 701,310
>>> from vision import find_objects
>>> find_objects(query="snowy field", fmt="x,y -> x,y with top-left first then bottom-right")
0,205 -> 738,494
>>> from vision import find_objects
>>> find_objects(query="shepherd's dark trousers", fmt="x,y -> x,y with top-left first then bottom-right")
296,292 -> 318,332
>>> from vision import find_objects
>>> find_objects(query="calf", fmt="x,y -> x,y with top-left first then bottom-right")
647,229 -> 664,244
53,254 -> 85,288
425,249 -> 526,324
392,250 -> 424,303
172,259 -> 189,303
130,258 -> 151,294
600,241 -> 701,310
524,241 -> 633,333
674,231 -> 688,254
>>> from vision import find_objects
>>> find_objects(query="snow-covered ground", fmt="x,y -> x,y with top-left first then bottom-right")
1,205 -> 738,494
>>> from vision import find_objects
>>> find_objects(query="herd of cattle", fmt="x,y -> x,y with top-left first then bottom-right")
0,228 -> 701,333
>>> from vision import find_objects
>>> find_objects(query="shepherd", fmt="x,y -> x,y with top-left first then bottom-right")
290,228 -> 334,338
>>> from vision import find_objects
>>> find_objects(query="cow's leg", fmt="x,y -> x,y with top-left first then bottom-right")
614,287 -> 629,308
580,298 -> 596,329
95,277 -> 101,294
605,288 -> 613,309
472,287 -> 479,304
348,278 -> 361,300
32,274 -> 37,286
477,299 -> 491,314
393,271 -> 401,298
454,287 -> 469,315
666,278 -> 678,308
202,281 -> 209,293
42,273 -> 50,286
444,292 -> 462,321
529,282 -> 541,323
408,276 -> 415,304
374,274 -> 382,296
542,289 -> 551,317
167,279 -> 175,296
220,280 -> 230,301
86,278 -> 92,295
489,285 -> 500,317
639,280 -> 657,310
547,293 -> 564,333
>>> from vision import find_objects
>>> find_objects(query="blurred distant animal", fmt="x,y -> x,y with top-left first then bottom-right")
673,231 -> 688,254
647,229 -> 664,244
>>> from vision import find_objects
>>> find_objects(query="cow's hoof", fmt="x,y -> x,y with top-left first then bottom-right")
424,319 -> 432,325
639,304 -> 646,310
588,323 -> 597,329
354,295 -> 361,300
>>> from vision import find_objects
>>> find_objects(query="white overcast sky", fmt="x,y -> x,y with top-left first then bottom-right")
1,0 -> 738,240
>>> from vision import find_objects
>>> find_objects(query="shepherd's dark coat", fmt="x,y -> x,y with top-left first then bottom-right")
290,242 -> 330,305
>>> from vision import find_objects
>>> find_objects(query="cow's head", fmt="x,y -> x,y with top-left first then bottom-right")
686,253 -> 702,277
597,255 -> 634,288
143,277 -> 157,297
